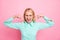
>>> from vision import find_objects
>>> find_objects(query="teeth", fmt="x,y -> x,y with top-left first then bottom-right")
28,20 -> 30,21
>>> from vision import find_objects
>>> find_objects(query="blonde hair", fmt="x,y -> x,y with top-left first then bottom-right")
24,8 -> 35,22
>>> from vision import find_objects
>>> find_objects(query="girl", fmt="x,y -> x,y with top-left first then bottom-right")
4,8 -> 54,40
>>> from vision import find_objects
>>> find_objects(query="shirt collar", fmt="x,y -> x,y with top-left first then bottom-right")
24,21 -> 34,24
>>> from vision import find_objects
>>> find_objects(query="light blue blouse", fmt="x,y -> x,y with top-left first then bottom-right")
4,16 -> 54,40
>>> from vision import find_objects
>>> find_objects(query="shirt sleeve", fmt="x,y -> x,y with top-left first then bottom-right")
4,17 -> 20,29
38,16 -> 54,30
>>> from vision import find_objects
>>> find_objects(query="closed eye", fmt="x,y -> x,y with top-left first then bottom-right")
29,15 -> 32,16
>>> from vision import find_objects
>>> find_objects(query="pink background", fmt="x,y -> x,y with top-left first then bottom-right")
0,0 -> 60,40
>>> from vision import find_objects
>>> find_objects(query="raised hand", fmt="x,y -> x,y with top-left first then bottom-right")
13,14 -> 21,19
37,14 -> 44,19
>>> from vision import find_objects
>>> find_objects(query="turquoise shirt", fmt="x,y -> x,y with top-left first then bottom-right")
4,16 -> 54,40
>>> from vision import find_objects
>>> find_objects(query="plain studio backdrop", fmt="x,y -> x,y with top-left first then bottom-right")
0,0 -> 60,40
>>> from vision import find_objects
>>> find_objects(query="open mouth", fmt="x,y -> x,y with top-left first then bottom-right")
27,19 -> 31,21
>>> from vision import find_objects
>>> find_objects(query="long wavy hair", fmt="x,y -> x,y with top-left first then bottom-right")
24,8 -> 35,22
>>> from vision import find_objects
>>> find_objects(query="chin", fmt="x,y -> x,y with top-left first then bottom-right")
27,21 -> 31,23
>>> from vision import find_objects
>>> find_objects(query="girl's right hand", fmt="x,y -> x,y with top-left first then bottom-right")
13,14 -> 20,19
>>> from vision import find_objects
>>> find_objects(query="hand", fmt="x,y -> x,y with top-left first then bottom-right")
13,14 -> 20,19
37,14 -> 44,19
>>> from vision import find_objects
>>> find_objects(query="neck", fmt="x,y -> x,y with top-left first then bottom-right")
24,21 -> 34,24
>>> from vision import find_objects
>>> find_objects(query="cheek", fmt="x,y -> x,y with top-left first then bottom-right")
31,16 -> 34,19
30,17 -> 33,19
25,16 -> 27,19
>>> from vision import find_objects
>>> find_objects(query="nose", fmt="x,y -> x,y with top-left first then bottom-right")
27,15 -> 31,18
27,17 -> 30,19
27,16 -> 31,19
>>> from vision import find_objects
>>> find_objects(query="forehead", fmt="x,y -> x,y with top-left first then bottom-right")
25,10 -> 33,15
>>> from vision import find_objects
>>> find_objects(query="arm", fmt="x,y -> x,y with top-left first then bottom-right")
38,16 -> 54,30
4,17 -> 20,29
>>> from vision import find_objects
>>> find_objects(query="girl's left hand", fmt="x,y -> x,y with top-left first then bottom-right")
37,14 -> 44,19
